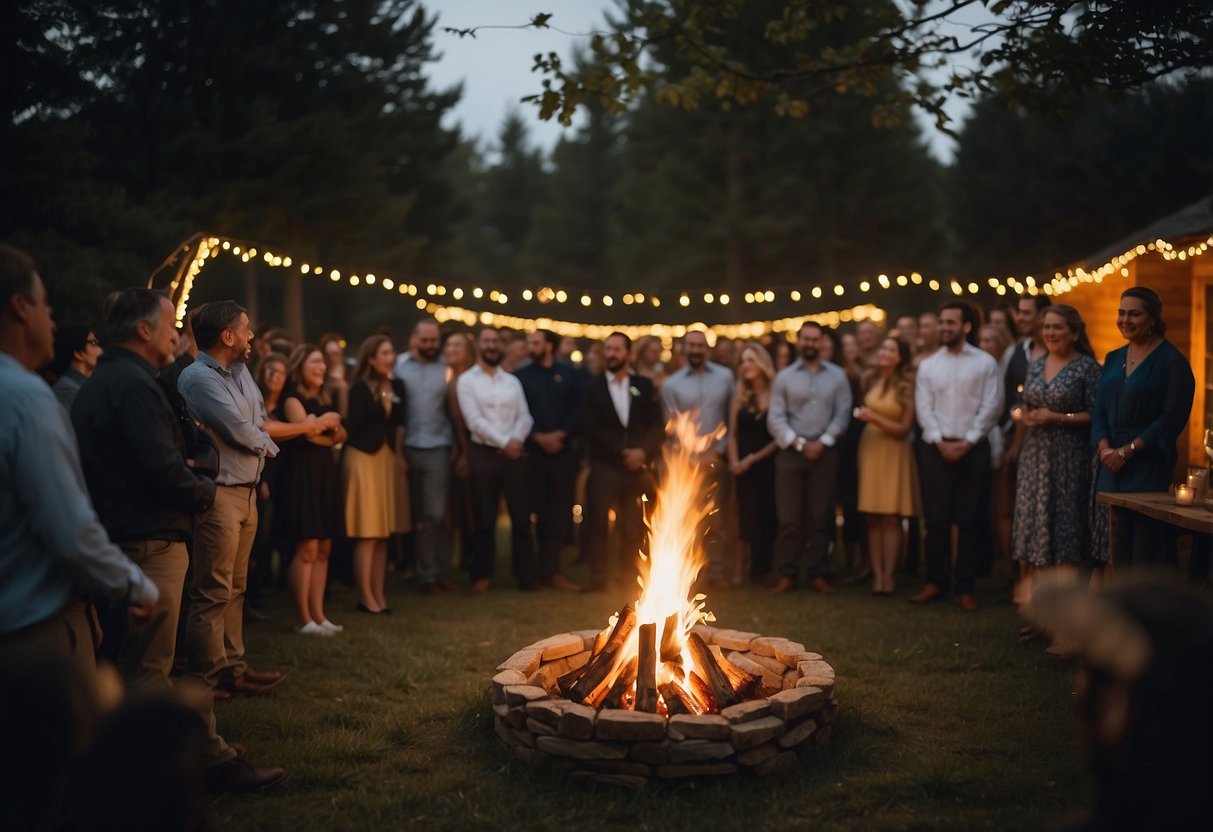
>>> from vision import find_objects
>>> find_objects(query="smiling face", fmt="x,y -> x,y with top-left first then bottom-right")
477,329 -> 502,367
797,325 -> 821,363
738,347 -> 761,383
875,337 -> 903,370
526,331 -> 549,363
1042,310 -> 1077,355
1014,298 -> 1041,338
444,334 -> 470,370
1117,295 -> 1155,343
225,312 -> 254,364
301,349 -> 326,392
684,331 -> 709,369
262,360 -> 287,396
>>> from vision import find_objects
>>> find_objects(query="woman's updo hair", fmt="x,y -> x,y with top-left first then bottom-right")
1121,286 -> 1166,337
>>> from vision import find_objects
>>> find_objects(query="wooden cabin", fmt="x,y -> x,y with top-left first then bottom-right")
1057,194 -> 1213,471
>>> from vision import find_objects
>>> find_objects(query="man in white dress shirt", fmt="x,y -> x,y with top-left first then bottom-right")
910,302 -> 1003,611
456,327 -> 536,594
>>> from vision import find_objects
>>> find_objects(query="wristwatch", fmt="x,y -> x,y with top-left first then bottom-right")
1117,441 -> 1137,460
794,436 -> 807,453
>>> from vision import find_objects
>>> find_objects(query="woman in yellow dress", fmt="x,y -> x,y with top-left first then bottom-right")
855,337 -> 919,596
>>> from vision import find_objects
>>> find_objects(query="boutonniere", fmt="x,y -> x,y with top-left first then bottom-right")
630,386 -> 640,397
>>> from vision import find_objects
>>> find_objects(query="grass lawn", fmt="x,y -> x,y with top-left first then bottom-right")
213,554 -> 1091,832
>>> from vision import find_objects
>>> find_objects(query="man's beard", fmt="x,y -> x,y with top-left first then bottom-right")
940,330 -> 964,348
482,349 -> 503,367
606,356 -> 626,373
420,345 -> 439,361
800,347 -> 818,362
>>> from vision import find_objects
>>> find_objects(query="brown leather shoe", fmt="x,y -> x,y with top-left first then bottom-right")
908,583 -> 944,604
242,668 -> 285,688
954,593 -> 979,612
769,577 -> 796,595
541,574 -> 582,592
204,758 -> 287,794
468,578 -> 490,596
808,577 -> 837,595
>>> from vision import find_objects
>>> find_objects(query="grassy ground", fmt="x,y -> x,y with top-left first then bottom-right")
213,554 -> 1091,832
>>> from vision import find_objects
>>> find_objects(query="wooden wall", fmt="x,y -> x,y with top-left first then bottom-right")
1064,253 -> 1203,474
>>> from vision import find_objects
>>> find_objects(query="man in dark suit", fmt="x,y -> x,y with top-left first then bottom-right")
579,332 -> 664,592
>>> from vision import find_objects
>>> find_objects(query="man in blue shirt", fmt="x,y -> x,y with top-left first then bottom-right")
178,300 -> 283,698
0,245 -> 157,697
395,318 -> 456,594
767,321 -> 852,595
514,329 -> 583,591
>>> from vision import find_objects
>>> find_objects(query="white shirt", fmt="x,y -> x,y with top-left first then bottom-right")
915,341 -> 1003,446
456,363 -> 534,449
606,370 -> 632,428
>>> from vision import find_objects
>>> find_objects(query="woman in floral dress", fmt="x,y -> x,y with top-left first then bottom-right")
1011,306 -> 1101,610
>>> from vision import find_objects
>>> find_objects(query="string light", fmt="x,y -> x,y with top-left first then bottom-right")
156,232 -> 1213,327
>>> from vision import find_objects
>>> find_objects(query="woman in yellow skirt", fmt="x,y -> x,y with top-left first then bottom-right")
855,336 -> 919,596
343,334 -> 410,613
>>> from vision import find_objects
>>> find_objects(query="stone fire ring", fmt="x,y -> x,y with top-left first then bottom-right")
490,624 -> 838,788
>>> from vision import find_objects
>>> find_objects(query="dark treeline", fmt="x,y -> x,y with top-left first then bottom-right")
4,0 -> 1211,334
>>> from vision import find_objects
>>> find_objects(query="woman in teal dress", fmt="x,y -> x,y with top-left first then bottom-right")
1091,287 -> 1195,566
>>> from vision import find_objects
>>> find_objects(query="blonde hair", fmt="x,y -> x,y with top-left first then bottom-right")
736,341 -> 775,413
631,334 -> 662,367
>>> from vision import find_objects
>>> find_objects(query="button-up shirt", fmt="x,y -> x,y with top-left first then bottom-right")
456,363 -> 534,449
0,353 -> 157,635
514,360 -> 582,449
395,353 -> 453,449
767,359 -> 852,449
916,341 -> 1003,446
661,361 -> 734,454
607,371 -> 633,428
178,352 -> 278,485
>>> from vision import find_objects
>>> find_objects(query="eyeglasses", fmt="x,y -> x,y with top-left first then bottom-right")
85,338 -> 102,346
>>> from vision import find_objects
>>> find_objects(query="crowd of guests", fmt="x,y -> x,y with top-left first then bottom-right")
2,236 -> 1207,821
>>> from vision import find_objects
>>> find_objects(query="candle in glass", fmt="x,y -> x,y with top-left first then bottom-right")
1176,484 -> 1196,506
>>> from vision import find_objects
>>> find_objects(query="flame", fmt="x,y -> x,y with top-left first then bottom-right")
597,411 -> 723,711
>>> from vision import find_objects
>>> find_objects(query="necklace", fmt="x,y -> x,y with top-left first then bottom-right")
1127,338 -> 1157,367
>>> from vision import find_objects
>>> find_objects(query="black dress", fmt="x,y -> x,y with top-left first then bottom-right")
272,392 -> 345,543
735,405 -> 776,579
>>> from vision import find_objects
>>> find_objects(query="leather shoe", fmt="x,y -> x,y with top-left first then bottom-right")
768,577 -> 796,596
468,578 -> 490,596
357,601 -> 384,614
808,577 -> 837,595
908,583 -> 945,604
541,574 -> 581,592
954,593 -> 979,612
204,757 -> 287,794
242,668 -> 284,687
219,677 -> 281,697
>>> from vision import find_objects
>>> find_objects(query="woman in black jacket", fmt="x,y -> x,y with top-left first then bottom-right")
343,335 -> 410,613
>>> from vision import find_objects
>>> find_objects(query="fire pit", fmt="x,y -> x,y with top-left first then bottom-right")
489,415 -> 839,787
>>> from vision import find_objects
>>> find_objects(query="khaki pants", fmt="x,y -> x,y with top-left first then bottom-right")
185,485 -> 257,689
0,601 -> 98,703
118,540 -> 188,692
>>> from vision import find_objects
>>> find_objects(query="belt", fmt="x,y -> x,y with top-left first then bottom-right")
220,482 -> 258,489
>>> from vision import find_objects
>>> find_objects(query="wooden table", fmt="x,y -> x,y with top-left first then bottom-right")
1098,491 -> 1213,535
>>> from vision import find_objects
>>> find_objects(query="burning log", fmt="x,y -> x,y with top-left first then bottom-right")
659,613 -> 682,664
659,678 -> 704,716
687,633 -> 742,709
601,657 -> 638,710
635,623 -> 658,713
559,604 -> 637,704
711,645 -> 761,700
591,628 -> 610,660
687,671 -> 717,713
